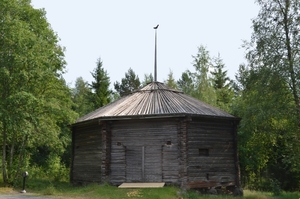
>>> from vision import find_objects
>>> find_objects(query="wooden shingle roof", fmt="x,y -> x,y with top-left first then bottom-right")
75,82 -> 235,123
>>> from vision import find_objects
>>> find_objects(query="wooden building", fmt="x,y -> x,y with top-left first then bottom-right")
71,82 -> 241,191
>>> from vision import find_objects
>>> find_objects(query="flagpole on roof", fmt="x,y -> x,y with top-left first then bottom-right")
153,24 -> 159,82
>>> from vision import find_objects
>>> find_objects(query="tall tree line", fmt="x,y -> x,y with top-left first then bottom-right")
2,0 -> 300,193
72,58 -> 112,117
53,0 -> 300,192
0,0 -> 76,184
232,0 -> 300,192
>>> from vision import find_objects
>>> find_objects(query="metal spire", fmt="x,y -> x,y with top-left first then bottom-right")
153,24 -> 159,82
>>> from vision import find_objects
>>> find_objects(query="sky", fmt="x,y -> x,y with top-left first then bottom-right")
31,1 -> 259,88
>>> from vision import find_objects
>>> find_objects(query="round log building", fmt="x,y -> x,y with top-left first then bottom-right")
71,81 -> 241,190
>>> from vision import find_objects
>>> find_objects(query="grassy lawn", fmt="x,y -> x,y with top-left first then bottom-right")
0,180 -> 299,199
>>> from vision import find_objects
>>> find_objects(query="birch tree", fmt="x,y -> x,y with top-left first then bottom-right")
0,0 -> 76,184
237,0 -> 300,191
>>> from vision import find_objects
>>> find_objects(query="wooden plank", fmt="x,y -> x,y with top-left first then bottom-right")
118,183 -> 165,188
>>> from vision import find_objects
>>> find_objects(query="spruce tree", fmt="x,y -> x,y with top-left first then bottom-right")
114,68 -> 141,97
90,58 -> 112,109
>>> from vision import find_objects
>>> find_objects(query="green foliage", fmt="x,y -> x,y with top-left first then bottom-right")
233,65 -> 300,191
190,45 -> 216,105
164,69 -> 178,89
211,54 -> 231,89
0,0 -> 76,184
270,179 -> 282,196
90,57 -> 112,109
72,77 -> 94,117
178,46 -> 233,111
141,73 -> 153,87
246,0 -> 300,122
177,70 -> 194,95
177,70 -> 195,95
210,53 -> 234,112
114,68 -> 141,97
28,156 -> 69,182
235,0 -> 300,192
45,155 -> 69,182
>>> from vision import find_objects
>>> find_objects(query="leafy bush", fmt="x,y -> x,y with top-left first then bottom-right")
45,155 -> 69,182
270,179 -> 281,196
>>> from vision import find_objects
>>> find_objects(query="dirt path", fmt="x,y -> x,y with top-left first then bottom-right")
0,193 -> 57,199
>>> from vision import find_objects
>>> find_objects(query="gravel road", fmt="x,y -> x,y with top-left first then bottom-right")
0,194 -> 57,199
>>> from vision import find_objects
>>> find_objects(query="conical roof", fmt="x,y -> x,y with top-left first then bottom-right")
75,82 -> 235,123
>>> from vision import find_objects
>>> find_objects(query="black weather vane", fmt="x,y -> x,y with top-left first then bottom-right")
154,24 -> 159,81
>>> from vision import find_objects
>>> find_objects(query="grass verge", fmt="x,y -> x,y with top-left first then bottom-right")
0,180 -> 300,199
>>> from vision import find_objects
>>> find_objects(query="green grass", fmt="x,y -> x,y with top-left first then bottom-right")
243,190 -> 300,199
0,179 -> 300,199
26,181 -> 180,199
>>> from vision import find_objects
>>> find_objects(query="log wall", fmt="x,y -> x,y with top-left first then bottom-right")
109,119 -> 179,185
71,122 -> 102,185
187,118 -> 237,189
71,116 -> 239,189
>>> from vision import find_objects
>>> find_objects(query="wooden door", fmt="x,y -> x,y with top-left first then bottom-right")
144,145 -> 162,182
125,145 -> 162,182
125,146 -> 142,182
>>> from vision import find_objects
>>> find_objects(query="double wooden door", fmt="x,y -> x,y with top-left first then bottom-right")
126,145 -> 162,182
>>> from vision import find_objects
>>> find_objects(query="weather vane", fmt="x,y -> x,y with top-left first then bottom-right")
153,24 -> 159,82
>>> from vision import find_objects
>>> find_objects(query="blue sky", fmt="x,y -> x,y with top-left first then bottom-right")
31,1 -> 259,87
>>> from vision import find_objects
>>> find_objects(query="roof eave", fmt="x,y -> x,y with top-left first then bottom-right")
72,113 -> 240,126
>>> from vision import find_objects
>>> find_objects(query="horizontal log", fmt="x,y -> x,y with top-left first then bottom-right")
73,168 -> 101,173
73,161 -> 101,166
187,160 -> 235,167
189,168 -> 235,173
163,163 -> 179,167
187,181 -> 235,189
188,170 -> 235,176
188,135 -> 233,141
